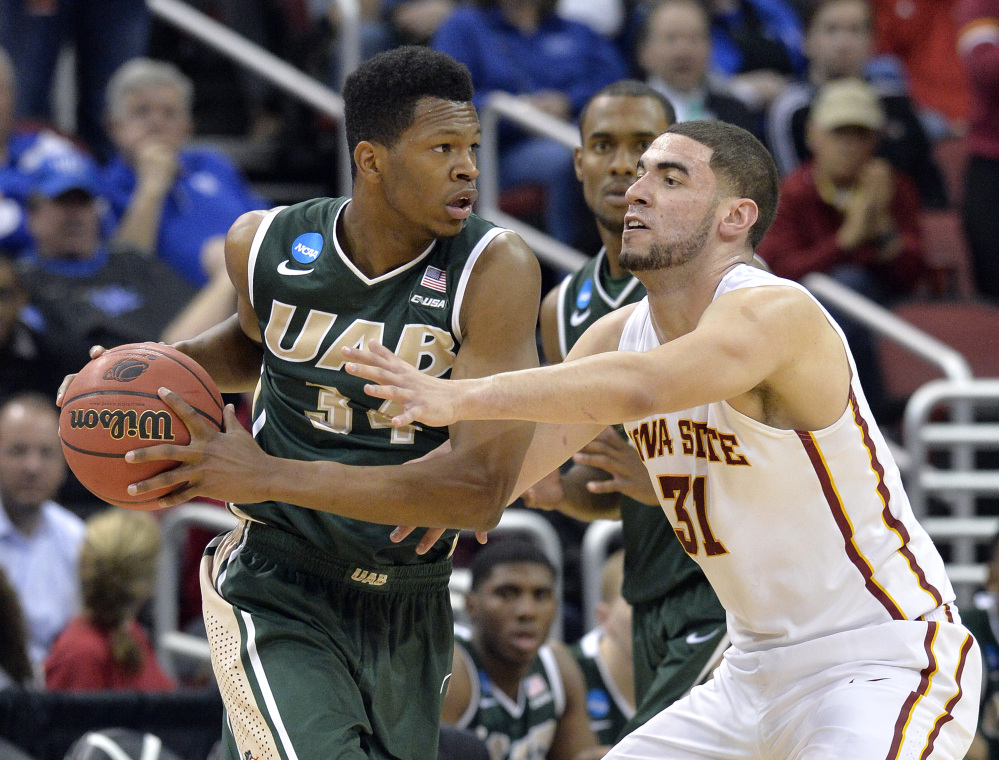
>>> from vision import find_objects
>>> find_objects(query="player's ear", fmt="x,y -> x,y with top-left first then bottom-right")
353,141 -> 385,182
573,145 -> 584,182
718,198 -> 758,241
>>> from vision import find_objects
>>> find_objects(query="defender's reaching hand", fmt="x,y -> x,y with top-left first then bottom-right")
343,340 -> 461,428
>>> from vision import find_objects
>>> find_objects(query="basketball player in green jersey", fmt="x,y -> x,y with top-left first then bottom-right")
96,47 -> 541,760
530,80 -> 729,741
444,540 -> 596,760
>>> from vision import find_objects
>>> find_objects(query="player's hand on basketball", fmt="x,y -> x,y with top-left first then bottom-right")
125,388 -> 271,507
56,345 -> 106,407
573,427 -> 659,505
343,340 -> 459,428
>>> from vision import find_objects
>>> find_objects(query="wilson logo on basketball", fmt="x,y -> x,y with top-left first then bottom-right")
67,409 -> 176,441
103,359 -> 150,382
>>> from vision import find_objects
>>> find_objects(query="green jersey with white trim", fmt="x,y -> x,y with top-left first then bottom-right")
240,197 -> 508,566
453,626 -> 565,760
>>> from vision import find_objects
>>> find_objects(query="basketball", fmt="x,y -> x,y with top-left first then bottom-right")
58,342 -> 224,510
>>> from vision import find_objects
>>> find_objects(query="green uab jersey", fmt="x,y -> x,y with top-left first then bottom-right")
569,628 -> 634,744
555,249 -> 705,603
241,198 -> 508,567
453,626 -> 564,760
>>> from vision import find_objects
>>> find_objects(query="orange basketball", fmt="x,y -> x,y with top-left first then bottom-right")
58,342 -> 224,510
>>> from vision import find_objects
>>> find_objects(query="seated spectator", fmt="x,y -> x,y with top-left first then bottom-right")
870,0 -> 970,132
45,509 -> 175,692
432,0 -> 629,250
702,0 -> 807,112
957,0 -> 999,301
765,0 -> 947,208
0,45 -> 93,258
0,257 -> 61,401
962,534 -> 999,760
0,394 -> 84,668
17,154 -> 196,379
757,78 -> 925,420
0,566 -> 33,690
443,539 -> 597,760
636,0 -> 761,137
102,58 -> 268,288
384,0 -> 459,46
569,549 -> 635,747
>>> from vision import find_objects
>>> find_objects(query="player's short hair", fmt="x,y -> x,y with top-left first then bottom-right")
343,45 -> 474,172
578,79 -> 676,140
664,120 -> 780,249
105,58 -> 194,119
470,538 -> 556,591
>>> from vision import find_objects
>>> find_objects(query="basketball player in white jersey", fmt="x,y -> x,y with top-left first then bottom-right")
341,120 -> 983,759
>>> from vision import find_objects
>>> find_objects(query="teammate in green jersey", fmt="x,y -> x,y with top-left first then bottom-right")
443,539 -> 596,760
528,80 -> 729,743
63,47 -> 541,760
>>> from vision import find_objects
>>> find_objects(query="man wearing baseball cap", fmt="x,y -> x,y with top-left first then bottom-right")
17,154 -> 194,378
757,77 -> 926,422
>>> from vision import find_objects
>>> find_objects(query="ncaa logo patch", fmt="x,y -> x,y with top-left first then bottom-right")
586,688 -> 611,718
576,279 -> 594,310
291,233 -> 324,264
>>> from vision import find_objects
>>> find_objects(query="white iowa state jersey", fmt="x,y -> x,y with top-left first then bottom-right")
619,264 -> 954,653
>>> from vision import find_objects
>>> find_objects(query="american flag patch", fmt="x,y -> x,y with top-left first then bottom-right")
526,674 -> 547,699
421,266 -> 447,292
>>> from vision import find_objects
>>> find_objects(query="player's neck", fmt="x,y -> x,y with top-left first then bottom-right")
598,632 -> 635,707
340,196 -> 436,279
476,645 -> 534,701
598,226 -> 627,279
641,252 -> 743,342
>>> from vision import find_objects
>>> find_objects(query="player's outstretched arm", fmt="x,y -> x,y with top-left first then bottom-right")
548,641 -> 599,760
346,283 -> 849,434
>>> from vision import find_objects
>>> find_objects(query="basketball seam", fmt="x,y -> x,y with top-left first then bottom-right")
100,343 -> 225,414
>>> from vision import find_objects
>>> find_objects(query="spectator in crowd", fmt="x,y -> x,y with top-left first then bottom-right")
0,0 -> 151,162
0,394 -> 84,668
869,0 -> 970,132
962,534 -> 999,760
432,0 -> 629,249
701,0 -> 806,112
0,257 -> 61,402
384,0 -> 459,46
636,0 -> 761,137
45,509 -> 175,692
0,566 -> 33,689
765,0 -> 948,208
443,540 -> 597,760
957,0 -> 999,301
757,78 -> 925,420
18,153 -> 196,379
570,550 -> 635,748
0,45 -> 94,258
102,58 -> 268,289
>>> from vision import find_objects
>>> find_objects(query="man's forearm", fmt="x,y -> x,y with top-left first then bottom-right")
173,314 -> 262,393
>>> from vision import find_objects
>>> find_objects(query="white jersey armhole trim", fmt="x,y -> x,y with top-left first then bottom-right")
246,206 -> 287,310
539,644 -> 566,717
452,226 -> 511,343
453,641 -> 481,730
586,629 -> 637,720
555,274 -> 572,361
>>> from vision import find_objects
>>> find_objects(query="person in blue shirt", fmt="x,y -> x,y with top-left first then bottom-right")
432,0 -> 628,250
102,58 -> 268,289
0,46 -> 95,258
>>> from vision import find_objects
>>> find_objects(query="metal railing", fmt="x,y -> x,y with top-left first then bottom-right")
147,0 -> 356,196
477,92 -> 590,273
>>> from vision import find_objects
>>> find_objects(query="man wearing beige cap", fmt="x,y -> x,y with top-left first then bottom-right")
757,77 -> 926,422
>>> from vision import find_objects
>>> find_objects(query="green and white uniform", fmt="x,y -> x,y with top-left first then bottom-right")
554,249 -> 728,739
569,628 -> 634,744
452,626 -> 565,760
201,198 -> 511,760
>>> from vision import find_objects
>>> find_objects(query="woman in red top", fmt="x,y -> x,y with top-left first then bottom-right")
45,509 -> 174,692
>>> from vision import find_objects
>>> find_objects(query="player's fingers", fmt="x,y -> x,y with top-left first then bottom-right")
416,527 -> 447,554
155,485 -> 197,510
586,477 -> 624,495
88,345 -> 106,359
391,525 -> 418,543
572,451 -> 621,475
127,463 -> 191,495
55,374 -> 77,407
157,388 -> 212,435
475,531 -> 488,545
221,404 -> 240,432
126,443 -> 193,465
